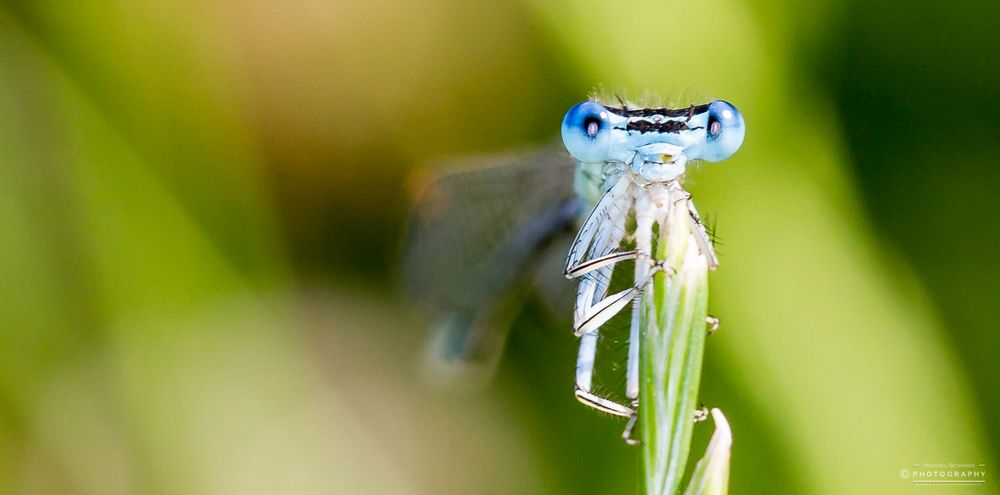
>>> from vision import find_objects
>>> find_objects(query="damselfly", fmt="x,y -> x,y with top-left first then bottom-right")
403,97 -> 745,440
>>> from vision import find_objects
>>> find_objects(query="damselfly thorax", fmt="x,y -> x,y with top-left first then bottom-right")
402,97 -> 744,441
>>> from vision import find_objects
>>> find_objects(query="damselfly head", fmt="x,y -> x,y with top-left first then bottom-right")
561,99 -> 746,181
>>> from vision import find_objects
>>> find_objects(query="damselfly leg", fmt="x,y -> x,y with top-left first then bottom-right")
572,257 -> 663,417
706,315 -> 720,335
565,179 -> 695,443
685,196 -> 719,270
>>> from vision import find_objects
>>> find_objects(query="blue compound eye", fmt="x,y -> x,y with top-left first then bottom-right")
703,100 -> 745,162
562,101 -> 612,163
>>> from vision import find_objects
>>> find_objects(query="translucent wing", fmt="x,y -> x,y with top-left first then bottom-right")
401,144 -> 579,389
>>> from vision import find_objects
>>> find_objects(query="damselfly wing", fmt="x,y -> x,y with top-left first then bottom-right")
401,145 -> 581,389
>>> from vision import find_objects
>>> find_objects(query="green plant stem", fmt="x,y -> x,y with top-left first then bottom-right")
640,198 -> 711,495
683,409 -> 732,495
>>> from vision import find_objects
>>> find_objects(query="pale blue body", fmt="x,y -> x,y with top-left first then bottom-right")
560,99 -> 745,438
405,98 -> 745,413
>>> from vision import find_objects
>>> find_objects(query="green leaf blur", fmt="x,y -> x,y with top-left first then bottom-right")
0,0 -> 996,494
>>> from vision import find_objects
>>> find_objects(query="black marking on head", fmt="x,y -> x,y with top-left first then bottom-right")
605,103 -> 711,119
626,119 -> 702,134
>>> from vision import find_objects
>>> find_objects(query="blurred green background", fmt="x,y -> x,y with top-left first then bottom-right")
1,0 -> 997,493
